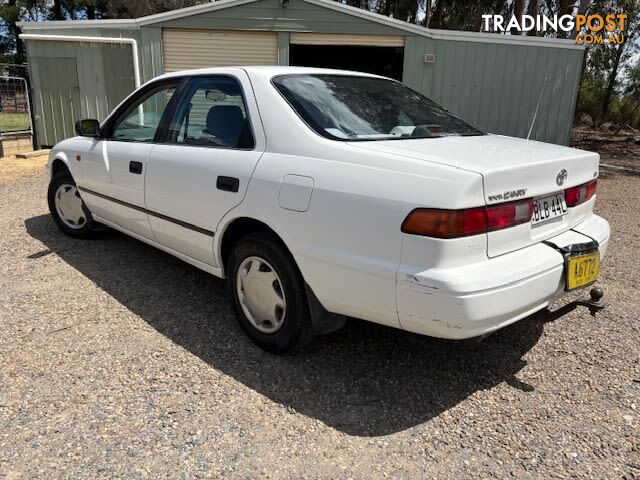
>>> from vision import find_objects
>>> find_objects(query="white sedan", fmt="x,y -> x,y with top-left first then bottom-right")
47,66 -> 610,352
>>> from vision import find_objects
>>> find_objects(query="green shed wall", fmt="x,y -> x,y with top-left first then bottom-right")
155,0 -> 404,34
24,26 -> 164,146
139,27 -> 164,82
402,35 -> 584,145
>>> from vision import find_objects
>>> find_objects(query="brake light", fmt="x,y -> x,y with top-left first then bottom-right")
401,199 -> 533,238
565,180 -> 597,207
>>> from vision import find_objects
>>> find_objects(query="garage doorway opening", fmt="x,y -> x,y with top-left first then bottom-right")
289,45 -> 404,81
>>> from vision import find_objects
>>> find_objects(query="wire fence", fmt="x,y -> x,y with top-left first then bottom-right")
0,64 -> 32,135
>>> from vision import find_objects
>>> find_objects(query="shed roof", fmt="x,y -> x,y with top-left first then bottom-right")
18,0 -> 584,50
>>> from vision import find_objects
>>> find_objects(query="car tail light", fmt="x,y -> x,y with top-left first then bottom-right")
565,180 -> 597,207
401,199 -> 533,238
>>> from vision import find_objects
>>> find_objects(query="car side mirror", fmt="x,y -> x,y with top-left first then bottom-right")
75,119 -> 100,138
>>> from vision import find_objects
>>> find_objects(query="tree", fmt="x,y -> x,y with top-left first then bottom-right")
572,0 -> 640,125
0,0 -> 25,64
591,0 -> 640,122
95,0 -> 208,19
614,63 -> 640,132
0,0 -> 47,65
426,0 -> 506,31
49,0 -> 64,19
510,0 -> 526,35
569,0 -> 592,39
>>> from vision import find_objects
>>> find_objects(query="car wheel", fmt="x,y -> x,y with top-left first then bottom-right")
228,232 -> 313,353
47,170 -> 101,238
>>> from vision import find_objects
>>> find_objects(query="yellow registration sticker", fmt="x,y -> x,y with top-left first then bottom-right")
566,251 -> 600,290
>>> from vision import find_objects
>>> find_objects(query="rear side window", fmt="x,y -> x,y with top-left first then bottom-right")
166,76 -> 254,149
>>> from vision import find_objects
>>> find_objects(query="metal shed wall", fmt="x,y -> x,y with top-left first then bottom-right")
402,35 -> 584,145
155,0 -> 406,35
23,26 -> 164,146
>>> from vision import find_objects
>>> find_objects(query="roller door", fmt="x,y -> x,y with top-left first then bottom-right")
163,29 -> 278,72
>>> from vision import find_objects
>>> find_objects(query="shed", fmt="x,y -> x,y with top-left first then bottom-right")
18,0 -> 585,148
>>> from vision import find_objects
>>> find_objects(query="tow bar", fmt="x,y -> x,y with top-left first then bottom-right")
541,239 -> 605,316
542,286 -> 605,325
574,286 -> 605,316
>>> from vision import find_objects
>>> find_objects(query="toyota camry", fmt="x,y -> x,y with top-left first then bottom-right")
46,67 -> 610,352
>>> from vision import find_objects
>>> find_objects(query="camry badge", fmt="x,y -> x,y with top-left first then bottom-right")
556,169 -> 568,186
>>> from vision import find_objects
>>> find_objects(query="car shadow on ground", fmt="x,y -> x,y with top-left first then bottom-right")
26,214 -> 548,436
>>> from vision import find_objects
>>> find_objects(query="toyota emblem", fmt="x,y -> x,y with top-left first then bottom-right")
556,169 -> 568,186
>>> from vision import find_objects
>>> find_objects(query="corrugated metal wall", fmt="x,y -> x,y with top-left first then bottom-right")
402,36 -> 584,145
156,0 -> 405,34
31,57 -> 81,142
24,27 -> 164,147
26,40 -> 132,146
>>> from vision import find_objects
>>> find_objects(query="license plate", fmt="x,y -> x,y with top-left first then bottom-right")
531,193 -> 568,226
566,251 -> 600,290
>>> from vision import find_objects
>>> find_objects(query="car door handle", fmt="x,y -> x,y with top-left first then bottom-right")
129,161 -> 143,174
217,176 -> 239,192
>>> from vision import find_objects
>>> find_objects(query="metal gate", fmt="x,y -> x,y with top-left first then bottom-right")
0,75 -> 32,134
0,64 -> 34,157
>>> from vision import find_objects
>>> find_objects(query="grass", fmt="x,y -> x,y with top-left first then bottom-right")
0,113 -> 30,133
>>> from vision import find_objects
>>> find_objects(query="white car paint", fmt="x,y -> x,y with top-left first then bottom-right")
48,66 -> 610,340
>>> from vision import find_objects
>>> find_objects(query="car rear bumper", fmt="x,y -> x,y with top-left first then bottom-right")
396,214 -> 610,339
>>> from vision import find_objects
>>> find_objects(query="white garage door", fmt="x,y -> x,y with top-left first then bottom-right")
163,29 -> 278,72
289,33 -> 404,47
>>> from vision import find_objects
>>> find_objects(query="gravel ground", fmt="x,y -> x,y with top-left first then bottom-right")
0,164 -> 638,479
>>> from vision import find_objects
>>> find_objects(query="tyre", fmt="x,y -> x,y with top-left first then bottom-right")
47,170 -> 102,238
227,232 -> 313,353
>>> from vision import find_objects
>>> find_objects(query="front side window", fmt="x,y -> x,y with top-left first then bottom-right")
272,74 -> 484,141
167,76 -> 254,149
111,84 -> 177,142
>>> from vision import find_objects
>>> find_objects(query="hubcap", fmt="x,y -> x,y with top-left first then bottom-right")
54,184 -> 86,230
236,256 -> 286,334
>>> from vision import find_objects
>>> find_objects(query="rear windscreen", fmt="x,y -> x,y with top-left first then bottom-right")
272,74 -> 484,141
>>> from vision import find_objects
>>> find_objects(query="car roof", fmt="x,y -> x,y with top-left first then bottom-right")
156,66 -> 388,81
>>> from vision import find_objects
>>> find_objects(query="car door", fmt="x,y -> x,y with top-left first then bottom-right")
145,72 -> 265,267
79,79 -> 183,239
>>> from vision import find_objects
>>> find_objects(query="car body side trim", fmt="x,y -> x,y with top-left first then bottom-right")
93,213 -> 223,278
78,186 -> 215,237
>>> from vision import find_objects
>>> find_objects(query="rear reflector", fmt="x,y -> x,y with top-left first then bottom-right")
565,180 -> 597,207
402,199 -> 533,238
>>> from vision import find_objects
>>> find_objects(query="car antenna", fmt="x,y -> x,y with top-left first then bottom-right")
527,75 -> 548,141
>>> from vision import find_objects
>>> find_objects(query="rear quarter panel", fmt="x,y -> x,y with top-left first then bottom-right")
218,148 -> 485,328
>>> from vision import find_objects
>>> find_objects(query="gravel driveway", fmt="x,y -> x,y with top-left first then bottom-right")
0,165 -> 638,479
